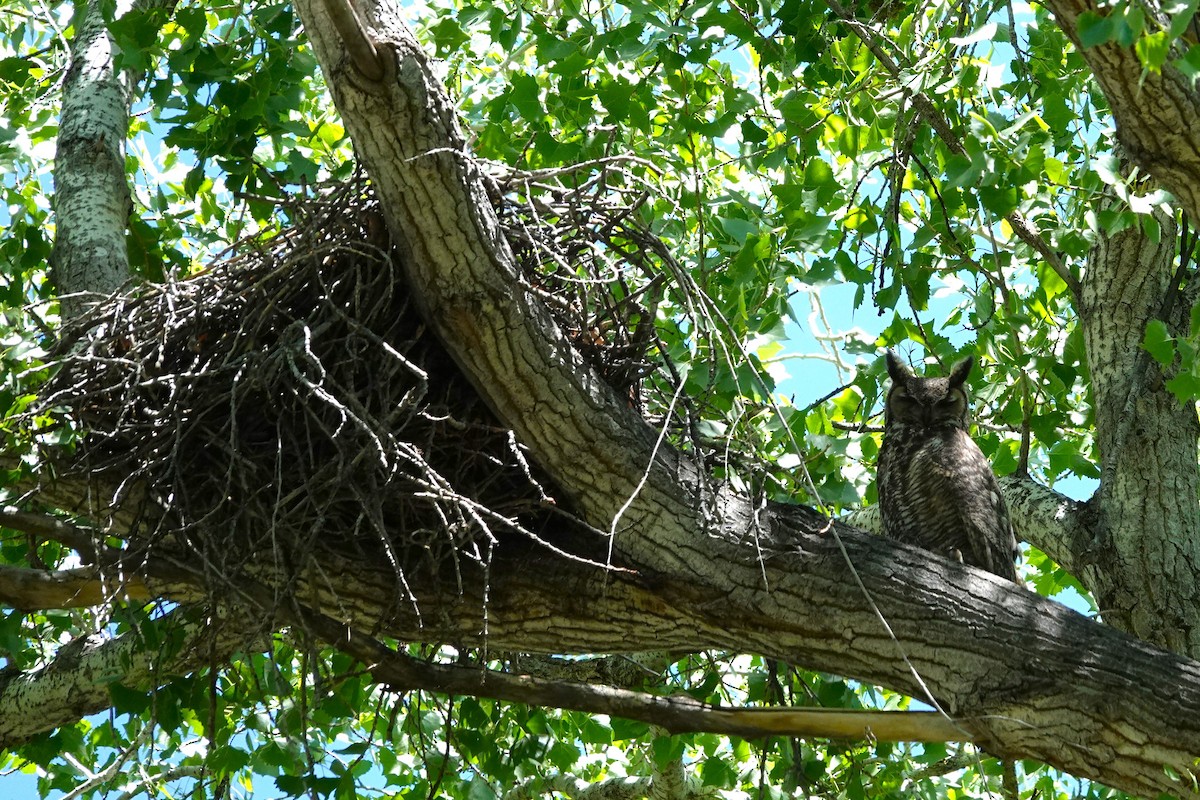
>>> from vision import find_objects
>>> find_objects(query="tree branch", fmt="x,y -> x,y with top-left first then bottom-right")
276,586 -> 974,744
317,0 -> 384,80
506,774 -> 653,800
290,0 -> 709,579
12,472 -> 1200,797
1038,0 -> 1200,223
0,505 -> 202,607
0,606 -> 263,749
0,563 -> 150,610
0,506 -> 102,557
283,2 -> 1200,795
998,474 -> 1092,575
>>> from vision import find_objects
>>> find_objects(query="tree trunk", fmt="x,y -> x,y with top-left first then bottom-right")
51,0 -> 135,319
1079,201 -> 1200,653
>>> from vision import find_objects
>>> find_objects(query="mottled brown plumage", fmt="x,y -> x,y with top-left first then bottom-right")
877,351 -> 1019,582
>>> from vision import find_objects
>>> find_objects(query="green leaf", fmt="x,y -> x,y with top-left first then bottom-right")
1077,11 -> 1115,48
700,756 -> 738,786
651,735 -> 687,768
740,117 -> 768,143
778,90 -> 819,128
0,56 -> 32,85
1135,30 -> 1170,70
944,152 -> 985,188
1093,153 -> 1123,187
610,717 -> 650,740
1142,319 -> 1175,365
1166,371 -> 1200,402
108,682 -> 151,715
275,774 -> 305,794
721,217 -> 759,243
979,183 -> 1019,216
429,18 -> 470,54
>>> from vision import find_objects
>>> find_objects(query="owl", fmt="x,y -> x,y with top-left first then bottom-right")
876,350 -> 1019,582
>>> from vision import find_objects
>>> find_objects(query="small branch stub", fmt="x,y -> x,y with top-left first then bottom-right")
321,0 -> 385,81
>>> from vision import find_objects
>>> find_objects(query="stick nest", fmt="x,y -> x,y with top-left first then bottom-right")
38,172 -> 662,590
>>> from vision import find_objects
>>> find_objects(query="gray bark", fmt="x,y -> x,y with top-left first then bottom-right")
1039,0 -> 1200,223
1032,0 -> 1200,655
999,474 -> 1091,576
22,0 -> 1200,796
0,607 -> 258,747
1078,203 -> 1200,653
6,516 -> 1200,799
52,0 -> 135,319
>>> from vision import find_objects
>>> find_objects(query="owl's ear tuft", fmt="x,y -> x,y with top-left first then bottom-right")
949,356 -> 974,387
885,350 -> 913,383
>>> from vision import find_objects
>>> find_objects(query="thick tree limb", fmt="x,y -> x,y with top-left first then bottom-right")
0,506 -> 103,556
998,474 -> 1092,575
7,479 -> 1200,797
0,563 -> 150,609
291,0 -> 707,578
317,0 -> 384,79
0,606 -> 260,748
0,506 -> 200,609
278,551 -> 1200,798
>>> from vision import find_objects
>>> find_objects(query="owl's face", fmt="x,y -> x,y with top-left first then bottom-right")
884,351 -> 972,430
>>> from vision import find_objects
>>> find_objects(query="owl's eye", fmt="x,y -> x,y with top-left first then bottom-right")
938,391 -> 966,409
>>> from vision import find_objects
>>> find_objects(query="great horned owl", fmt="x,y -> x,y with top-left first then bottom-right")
876,350 -> 1019,582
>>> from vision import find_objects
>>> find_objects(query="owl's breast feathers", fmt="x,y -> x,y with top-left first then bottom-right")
878,426 -> 1018,581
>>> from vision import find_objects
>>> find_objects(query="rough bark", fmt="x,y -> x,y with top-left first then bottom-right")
5,509 -> 1200,798
51,0 -> 178,319
1078,204 -> 1200,653
52,0 -> 134,319
0,563 -> 151,609
0,606 -> 259,747
1034,0 -> 1200,658
999,474 -> 1092,577
25,0 -> 1200,795
288,2 -> 714,589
